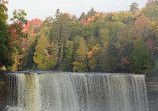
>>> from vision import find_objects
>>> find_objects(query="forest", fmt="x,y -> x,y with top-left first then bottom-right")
1,0 -> 158,74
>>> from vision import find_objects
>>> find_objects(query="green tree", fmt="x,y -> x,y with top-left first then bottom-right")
79,12 -> 87,20
112,11 -> 134,24
99,29 -> 109,44
88,36 -> 98,50
0,0 -> 13,69
99,42 -> 108,71
73,37 -> 88,72
141,5 -> 158,21
130,39 -> 154,74
10,9 -> 27,24
87,7 -> 97,18
50,10 -> 72,67
130,2 -> 139,14
100,42 -> 120,72
21,36 -> 37,70
63,40 -> 74,71
34,27 -> 58,70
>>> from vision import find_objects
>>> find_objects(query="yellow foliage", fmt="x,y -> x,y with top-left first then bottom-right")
0,66 -> 7,71
87,44 -> 101,70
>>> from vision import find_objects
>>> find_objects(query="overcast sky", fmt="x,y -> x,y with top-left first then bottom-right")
7,0 -> 147,20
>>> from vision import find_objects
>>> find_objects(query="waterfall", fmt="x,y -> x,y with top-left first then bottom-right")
4,73 -> 149,111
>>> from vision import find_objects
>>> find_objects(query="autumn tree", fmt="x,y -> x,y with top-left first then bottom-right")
134,15 -> 151,39
8,9 -> 27,71
88,44 -> 101,71
23,19 -> 43,35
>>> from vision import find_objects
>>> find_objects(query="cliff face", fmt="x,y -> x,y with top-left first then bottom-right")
146,76 -> 158,111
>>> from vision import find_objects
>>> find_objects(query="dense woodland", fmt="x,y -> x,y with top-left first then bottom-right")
1,0 -> 158,74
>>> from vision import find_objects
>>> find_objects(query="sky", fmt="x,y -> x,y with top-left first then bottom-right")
7,0 -> 147,21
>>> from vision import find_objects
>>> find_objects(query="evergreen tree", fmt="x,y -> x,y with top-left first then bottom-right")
73,37 -> 88,72
79,12 -> 87,21
87,7 -> 97,18
63,40 -> 74,71
130,2 -> 139,14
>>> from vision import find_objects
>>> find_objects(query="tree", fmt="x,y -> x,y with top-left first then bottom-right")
88,44 -> 101,71
21,37 -> 37,70
134,15 -> 151,39
87,7 -> 97,18
0,0 -> 14,69
130,2 -> 139,14
63,40 -> 74,71
130,39 -> 154,74
88,36 -> 98,50
99,42 -> 108,71
8,9 -> 27,71
141,5 -> 158,21
73,37 -> 88,72
0,0 -> 8,21
99,29 -> 109,44
23,19 -> 43,35
112,11 -> 134,24
10,9 -> 27,24
50,11 -> 72,67
33,27 -> 58,70
79,12 -> 87,21
100,42 -> 120,72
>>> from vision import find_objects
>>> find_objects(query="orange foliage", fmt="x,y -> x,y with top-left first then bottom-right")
134,15 -> 150,34
87,13 -> 103,23
87,16 -> 95,23
134,7 -> 146,18
80,13 -> 103,23
88,44 -> 101,59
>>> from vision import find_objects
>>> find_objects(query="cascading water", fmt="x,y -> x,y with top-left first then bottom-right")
3,73 -> 149,111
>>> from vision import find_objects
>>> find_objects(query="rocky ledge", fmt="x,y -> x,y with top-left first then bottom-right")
146,75 -> 158,111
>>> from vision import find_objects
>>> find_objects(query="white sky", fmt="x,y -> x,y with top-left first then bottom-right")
7,0 -> 147,20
